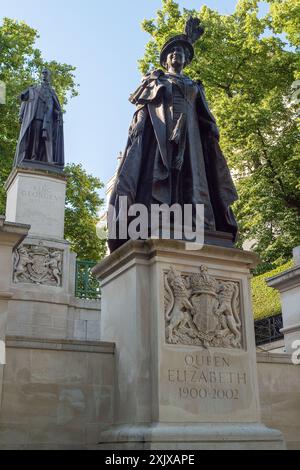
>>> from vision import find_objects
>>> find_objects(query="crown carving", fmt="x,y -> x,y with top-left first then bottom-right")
190,266 -> 218,296
30,245 -> 49,256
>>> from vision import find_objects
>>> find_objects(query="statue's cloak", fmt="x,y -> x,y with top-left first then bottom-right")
109,69 -> 238,250
14,85 -> 64,167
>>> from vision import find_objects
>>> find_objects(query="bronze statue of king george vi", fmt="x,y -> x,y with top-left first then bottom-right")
14,68 -> 64,171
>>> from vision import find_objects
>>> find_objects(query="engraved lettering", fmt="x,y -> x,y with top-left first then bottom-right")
209,371 -> 217,383
237,373 -> 247,385
191,370 -> 197,383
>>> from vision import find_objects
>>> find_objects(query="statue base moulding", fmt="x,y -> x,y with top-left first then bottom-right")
92,239 -> 285,450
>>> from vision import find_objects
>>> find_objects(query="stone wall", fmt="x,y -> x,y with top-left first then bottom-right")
7,292 -> 102,342
0,337 -> 114,450
0,218 -> 29,415
0,339 -> 300,449
8,238 -> 102,342
257,352 -> 300,450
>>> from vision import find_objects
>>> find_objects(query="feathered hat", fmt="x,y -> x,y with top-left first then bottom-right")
160,17 -> 204,69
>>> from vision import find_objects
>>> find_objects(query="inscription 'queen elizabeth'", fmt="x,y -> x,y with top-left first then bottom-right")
164,265 -> 242,349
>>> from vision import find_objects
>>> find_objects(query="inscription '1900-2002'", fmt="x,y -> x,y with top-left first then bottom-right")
168,354 -> 247,401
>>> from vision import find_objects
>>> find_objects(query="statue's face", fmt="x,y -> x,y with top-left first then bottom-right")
42,69 -> 51,84
166,45 -> 186,71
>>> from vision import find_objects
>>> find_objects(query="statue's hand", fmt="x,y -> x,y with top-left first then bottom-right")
19,117 -> 23,125
42,129 -> 48,141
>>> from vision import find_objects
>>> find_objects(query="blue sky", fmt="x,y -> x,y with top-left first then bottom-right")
1,0 -> 267,198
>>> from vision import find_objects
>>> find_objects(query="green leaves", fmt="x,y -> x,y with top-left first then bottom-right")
267,0 -> 300,48
64,164 -> 106,261
251,260 -> 293,318
140,0 -> 300,270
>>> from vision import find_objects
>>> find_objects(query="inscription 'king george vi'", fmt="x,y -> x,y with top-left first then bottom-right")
21,184 -> 62,203
168,354 -> 248,402
164,265 -> 242,349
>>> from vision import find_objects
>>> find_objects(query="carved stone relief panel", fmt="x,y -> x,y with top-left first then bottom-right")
164,265 -> 242,349
13,243 -> 63,287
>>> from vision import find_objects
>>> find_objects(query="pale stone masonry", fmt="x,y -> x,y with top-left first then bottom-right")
0,337 -> 115,449
0,217 -> 29,408
92,239 -> 285,450
267,247 -> 300,353
4,167 -> 102,342
5,167 -> 66,240
257,352 -> 300,450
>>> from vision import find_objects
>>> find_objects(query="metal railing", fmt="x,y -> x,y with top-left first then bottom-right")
75,260 -> 101,300
254,314 -> 283,346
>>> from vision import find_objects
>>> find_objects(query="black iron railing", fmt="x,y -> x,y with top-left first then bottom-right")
75,260 -> 101,300
254,314 -> 283,346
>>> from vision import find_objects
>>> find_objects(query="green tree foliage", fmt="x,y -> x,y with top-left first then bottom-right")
140,0 -> 300,271
64,164 -> 106,261
0,18 -> 105,260
251,259 -> 293,319
267,0 -> 300,48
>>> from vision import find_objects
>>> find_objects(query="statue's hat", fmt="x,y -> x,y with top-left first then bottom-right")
160,34 -> 194,68
160,17 -> 204,69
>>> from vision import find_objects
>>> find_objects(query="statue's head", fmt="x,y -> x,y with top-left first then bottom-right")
160,17 -> 204,72
41,68 -> 51,84
160,36 -> 193,71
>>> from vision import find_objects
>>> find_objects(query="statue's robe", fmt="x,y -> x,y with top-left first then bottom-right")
14,84 -> 64,168
109,69 -> 238,252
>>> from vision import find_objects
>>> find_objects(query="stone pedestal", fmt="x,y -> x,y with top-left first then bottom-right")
93,239 -> 285,449
5,167 -> 66,240
3,167 -> 101,342
267,248 -> 300,354
0,217 -> 29,406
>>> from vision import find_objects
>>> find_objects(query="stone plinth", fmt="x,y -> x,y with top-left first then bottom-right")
93,239 -> 285,449
0,217 -> 29,406
3,166 -> 102,342
5,167 -> 66,240
267,248 -> 300,354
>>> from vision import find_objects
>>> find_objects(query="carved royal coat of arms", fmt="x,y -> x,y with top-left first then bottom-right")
13,244 -> 63,287
164,265 -> 242,349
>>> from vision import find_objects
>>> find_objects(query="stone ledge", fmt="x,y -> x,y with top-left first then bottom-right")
256,339 -> 284,352
256,351 -> 294,364
5,335 -> 115,354
281,322 -> 300,335
0,217 -> 30,247
97,423 -> 285,450
10,290 -> 101,310
0,292 -> 13,300
267,266 -> 300,292
4,166 -> 67,192
93,239 -> 259,281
